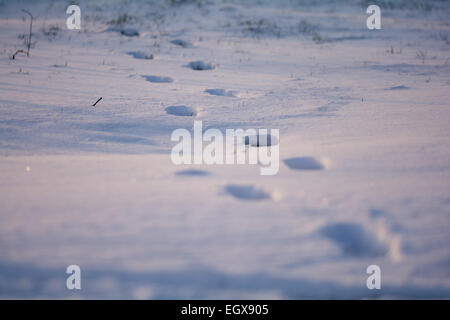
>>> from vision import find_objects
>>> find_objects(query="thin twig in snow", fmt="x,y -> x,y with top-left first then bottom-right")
92,97 -> 103,107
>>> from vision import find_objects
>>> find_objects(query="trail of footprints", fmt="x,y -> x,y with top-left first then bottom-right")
112,25 -> 393,263
124,36 -> 366,259
126,39 -> 331,202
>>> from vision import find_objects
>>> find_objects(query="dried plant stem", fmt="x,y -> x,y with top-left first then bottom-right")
22,9 -> 33,56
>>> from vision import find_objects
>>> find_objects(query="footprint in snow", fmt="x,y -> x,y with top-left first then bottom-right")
127,51 -> 154,60
120,28 -> 140,37
320,223 -> 388,258
283,157 -> 330,170
386,85 -> 410,90
171,39 -> 195,48
142,75 -> 174,83
176,169 -> 210,176
188,61 -> 216,71
165,106 -> 197,117
224,184 -> 273,201
205,89 -> 236,97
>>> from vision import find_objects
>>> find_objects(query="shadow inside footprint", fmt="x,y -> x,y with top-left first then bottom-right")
176,169 -> 210,176
165,106 -> 197,117
387,85 -> 409,90
284,157 -> 328,170
320,223 -> 388,258
120,28 -> 140,37
205,89 -> 236,97
187,61 -> 216,71
142,75 -> 173,83
127,51 -> 154,60
171,39 -> 195,48
225,184 -> 271,200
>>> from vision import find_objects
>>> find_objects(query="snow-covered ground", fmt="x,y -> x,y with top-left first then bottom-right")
1,0 -> 450,299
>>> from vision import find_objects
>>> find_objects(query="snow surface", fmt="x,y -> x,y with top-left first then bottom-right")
0,0 -> 450,299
